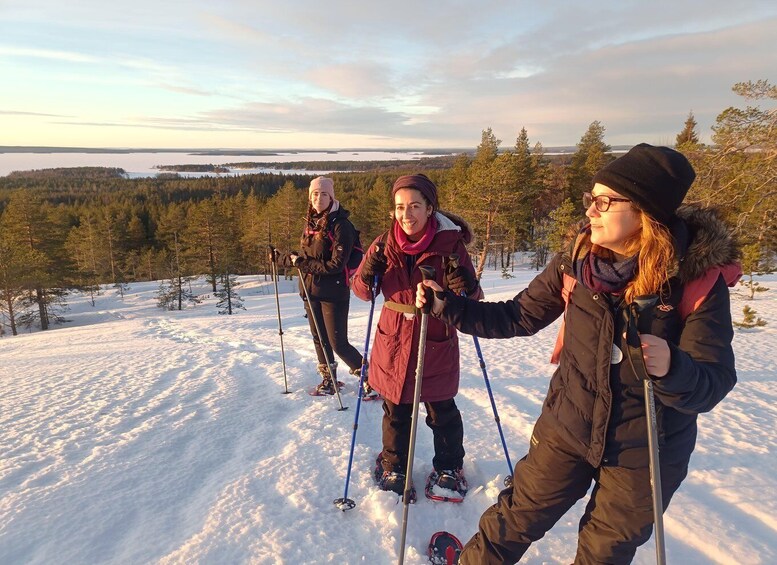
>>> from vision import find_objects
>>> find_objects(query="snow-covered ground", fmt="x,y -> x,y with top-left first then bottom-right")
1,266 -> 775,564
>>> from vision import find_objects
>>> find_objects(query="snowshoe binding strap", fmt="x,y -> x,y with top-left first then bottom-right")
425,470 -> 468,503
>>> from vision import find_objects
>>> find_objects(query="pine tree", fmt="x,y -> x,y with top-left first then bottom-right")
733,305 -> 767,328
691,80 -> 776,279
65,215 -> 102,305
448,128 -> 524,277
532,198 -> 577,270
264,181 -> 307,255
184,198 -> 222,292
113,278 -> 130,298
0,233 -> 29,336
739,243 -> 770,299
156,249 -> 200,311
357,176 -> 393,241
238,192 -> 271,276
508,128 -> 542,250
0,190 -> 67,330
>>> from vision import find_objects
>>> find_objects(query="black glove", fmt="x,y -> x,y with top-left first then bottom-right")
268,248 -> 280,263
446,266 -> 478,296
360,246 -> 388,283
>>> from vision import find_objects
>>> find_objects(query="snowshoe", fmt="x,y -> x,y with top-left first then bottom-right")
374,453 -> 416,502
428,531 -> 463,564
425,469 -> 468,503
349,365 -> 380,401
307,378 -> 344,396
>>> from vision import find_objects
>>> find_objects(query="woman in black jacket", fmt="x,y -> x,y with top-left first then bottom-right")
416,144 -> 741,564
287,176 -> 365,395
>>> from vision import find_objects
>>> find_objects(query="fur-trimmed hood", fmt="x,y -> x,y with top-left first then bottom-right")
437,210 -> 476,245
674,204 -> 740,283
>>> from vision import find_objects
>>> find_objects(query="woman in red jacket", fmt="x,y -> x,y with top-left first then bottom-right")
352,174 -> 482,498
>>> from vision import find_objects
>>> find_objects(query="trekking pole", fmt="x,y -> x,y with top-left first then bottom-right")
398,265 -> 435,565
334,244 -> 385,510
448,253 -> 513,486
268,246 -> 290,394
631,294 -> 666,565
298,265 -> 348,411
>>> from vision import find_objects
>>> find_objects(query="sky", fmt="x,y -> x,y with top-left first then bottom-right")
0,267 -> 775,564
1,1 -> 776,150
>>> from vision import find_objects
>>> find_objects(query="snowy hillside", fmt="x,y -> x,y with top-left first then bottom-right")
1,267 -> 775,564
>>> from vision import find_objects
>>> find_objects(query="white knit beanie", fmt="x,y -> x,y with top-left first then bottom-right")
309,176 -> 335,201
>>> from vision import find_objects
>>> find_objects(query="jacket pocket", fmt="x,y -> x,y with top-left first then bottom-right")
373,322 -> 401,374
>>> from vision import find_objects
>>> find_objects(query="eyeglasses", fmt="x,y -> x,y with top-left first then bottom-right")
583,192 -> 632,212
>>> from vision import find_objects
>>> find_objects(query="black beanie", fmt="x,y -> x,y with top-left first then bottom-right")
592,143 -> 695,225
392,174 -> 439,210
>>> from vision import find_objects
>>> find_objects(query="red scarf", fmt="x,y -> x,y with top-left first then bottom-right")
392,215 -> 438,255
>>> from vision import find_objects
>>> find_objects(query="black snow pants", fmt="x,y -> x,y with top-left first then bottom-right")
460,421 -> 688,564
380,398 -> 465,474
304,297 -> 363,373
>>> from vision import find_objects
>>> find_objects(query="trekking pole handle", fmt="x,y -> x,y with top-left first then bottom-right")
268,244 -> 278,264
633,294 -> 658,334
370,241 -> 386,298
418,265 -> 436,314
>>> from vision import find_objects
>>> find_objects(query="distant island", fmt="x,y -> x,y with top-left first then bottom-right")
156,155 -> 461,173
156,164 -> 231,173
0,146 -> 470,155
6,167 -> 127,179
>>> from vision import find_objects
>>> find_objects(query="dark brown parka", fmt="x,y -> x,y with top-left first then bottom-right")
433,205 -> 738,470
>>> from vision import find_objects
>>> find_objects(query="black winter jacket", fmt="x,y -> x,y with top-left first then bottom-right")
296,206 -> 357,302
432,205 -> 738,469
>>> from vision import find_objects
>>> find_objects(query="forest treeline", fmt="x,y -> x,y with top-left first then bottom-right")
0,80 -> 774,335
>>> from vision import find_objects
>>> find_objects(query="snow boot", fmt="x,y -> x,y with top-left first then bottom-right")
349,364 -> 379,400
314,362 -> 342,395
374,453 -> 415,502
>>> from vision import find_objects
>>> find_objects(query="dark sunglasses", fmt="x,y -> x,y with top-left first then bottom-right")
583,192 -> 632,212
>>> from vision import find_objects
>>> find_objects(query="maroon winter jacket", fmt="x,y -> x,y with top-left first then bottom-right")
352,212 -> 481,404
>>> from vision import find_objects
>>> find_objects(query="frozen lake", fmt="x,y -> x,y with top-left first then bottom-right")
0,150 -> 453,178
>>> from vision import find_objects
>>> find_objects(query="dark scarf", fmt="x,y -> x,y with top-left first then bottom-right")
304,202 -> 334,236
576,251 -> 639,294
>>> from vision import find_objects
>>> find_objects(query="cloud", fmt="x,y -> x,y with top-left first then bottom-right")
3,2 -> 777,147
0,45 -> 98,64
306,62 -> 394,98
51,98 -> 457,142
0,110 -> 70,118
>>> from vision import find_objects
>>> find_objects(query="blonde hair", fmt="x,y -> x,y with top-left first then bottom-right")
589,209 -> 675,303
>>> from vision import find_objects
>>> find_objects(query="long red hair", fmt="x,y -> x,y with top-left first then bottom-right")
589,210 -> 675,303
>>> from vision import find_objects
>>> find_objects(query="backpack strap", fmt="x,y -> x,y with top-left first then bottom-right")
678,262 -> 742,320
550,272 -> 577,364
325,217 -> 361,286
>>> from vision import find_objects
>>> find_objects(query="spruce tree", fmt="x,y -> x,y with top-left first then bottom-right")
676,111 -> 700,148
566,121 -> 611,212
216,272 -> 244,314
